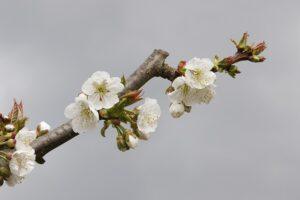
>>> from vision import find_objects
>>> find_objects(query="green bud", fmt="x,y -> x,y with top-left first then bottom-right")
249,55 -> 266,63
0,167 -> 11,178
6,139 -> 16,148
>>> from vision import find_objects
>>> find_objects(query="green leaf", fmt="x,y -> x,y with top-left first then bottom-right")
121,75 -> 126,86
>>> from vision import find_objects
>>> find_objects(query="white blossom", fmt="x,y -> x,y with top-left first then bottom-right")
168,76 -> 216,106
127,135 -> 139,149
9,149 -> 35,177
169,102 -> 185,118
6,174 -> 24,187
185,58 -> 216,89
15,128 -> 37,151
137,98 -> 161,134
82,71 -> 124,110
65,95 -> 99,134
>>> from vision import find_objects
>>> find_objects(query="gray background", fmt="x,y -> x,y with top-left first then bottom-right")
1,0 -> 299,199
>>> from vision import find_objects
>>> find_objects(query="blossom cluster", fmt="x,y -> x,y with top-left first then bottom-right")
0,101 -> 51,187
64,71 -> 161,152
167,58 -> 217,118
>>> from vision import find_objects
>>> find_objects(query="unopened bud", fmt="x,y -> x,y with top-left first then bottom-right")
0,167 -> 11,178
177,60 -> 187,74
125,131 -> 139,149
250,55 -> 266,63
5,124 -> 15,132
36,121 -> 51,136
169,102 -> 185,118
122,90 -> 143,103
252,42 -> 266,55
116,134 -> 129,152
139,132 -> 151,141
3,115 -> 11,123
6,139 -> 16,148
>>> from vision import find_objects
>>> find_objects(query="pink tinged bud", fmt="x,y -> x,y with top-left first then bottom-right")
123,90 -> 143,102
177,60 -> 187,75
252,42 -> 267,55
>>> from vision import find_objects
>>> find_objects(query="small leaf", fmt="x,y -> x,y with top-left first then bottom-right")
14,117 -> 28,132
121,75 -> 126,86
100,120 -> 111,137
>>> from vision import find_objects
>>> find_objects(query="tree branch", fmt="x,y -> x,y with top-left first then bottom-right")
31,33 -> 267,164
32,49 -> 172,164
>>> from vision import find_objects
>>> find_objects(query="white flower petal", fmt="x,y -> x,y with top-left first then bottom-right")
101,93 -> 119,109
172,76 -> 186,89
64,103 -> 81,119
82,78 -> 96,95
88,93 -> 102,110
91,71 -> 110,81
9,150 -> 36,177
6,175 -> 24,187
15,129 -> 37,151
107,77 -> 124,93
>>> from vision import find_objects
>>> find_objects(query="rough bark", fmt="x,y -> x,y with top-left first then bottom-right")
31,49 -> 175,164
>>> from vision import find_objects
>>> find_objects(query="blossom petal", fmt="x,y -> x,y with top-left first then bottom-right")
88,93 -> 102,110
82,78 -> 96,95
91,71 -> 110,81
64,103 -> 81,119
101,93 -> 119,109
107,77 -> 124,93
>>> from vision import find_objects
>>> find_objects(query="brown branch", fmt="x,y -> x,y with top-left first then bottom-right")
31,33 -> 266,164
32,49 -> 173,164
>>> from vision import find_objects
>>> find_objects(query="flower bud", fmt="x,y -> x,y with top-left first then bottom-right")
6,139 -> 16,148
169,102 -> 185,118
3,115 -> 11,123
252,42 -> 266,55
5,124 -> 15,132
249,55 -> 266,63
0,166 -> 11,178
126,132 -> 139,149
36,121 -> 51,136
0,176 -> 3,186
139,132 -> 151,141
116,134 -> 129,152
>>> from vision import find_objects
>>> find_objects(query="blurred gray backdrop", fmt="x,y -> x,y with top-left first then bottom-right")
1,0 -> 299,200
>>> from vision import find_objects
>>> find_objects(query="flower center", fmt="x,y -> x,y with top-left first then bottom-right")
93,81 -> 108,96
80,105 -> 94,119
191,69 -> 203,81
143,114 -> 157,125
